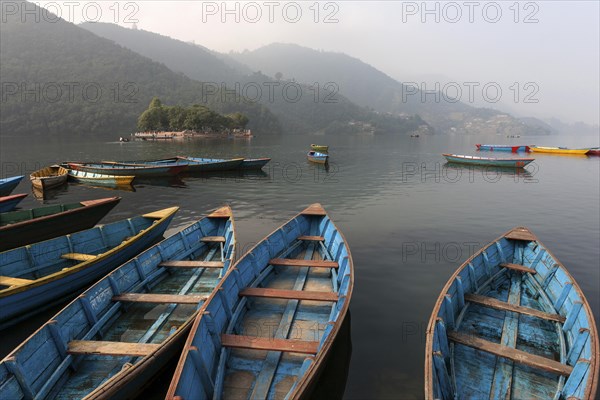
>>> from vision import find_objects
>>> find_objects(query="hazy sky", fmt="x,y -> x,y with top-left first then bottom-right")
37,1 -> 600,125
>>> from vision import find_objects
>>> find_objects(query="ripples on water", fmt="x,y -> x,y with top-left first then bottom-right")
1,133 -> 598,398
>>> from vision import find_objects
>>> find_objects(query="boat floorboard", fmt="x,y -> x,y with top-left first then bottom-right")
453,278 -> 564,399
222,245 -> 333,399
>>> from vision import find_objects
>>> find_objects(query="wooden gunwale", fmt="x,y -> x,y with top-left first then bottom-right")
424,226 -> 599,400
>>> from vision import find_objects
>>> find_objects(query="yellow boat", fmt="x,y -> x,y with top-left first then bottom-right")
311,144 -> 329,152
530,146 -> 589,155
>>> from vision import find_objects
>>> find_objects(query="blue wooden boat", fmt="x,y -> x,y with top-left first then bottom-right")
443,154 -> 535,168
476,144 -> 531,152
167,203 -> 353,400
425,227 -> 599,400
307,151 -> 329,164
0,207 -> 178,328
67,162 -> 187,177
0,176 -> 24,196
68,169 -> 135,186
238,158 -> 271,170
102,157 -> 245,173
0,194 -> 27,212
0,206 -> 234,399
0,197 -> 121,252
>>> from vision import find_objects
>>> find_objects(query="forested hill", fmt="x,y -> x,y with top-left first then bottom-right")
0,2 -> 280,136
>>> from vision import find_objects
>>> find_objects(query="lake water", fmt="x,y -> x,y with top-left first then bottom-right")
1,133 -> 598,399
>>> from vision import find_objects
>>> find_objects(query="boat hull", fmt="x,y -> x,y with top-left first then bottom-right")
167,204 -> 353,400
0,194 -> 27,212
443,154 -> 534,168
238,158 -> 271,170
30,166 -> 69,190
182,157 -> 245,172
68,162 -> 186,177
307,151 -> 329,164
0,197 -> 121,252
586,148 -> 600,156
311,144 -> 329,152
530,146 -> 589,155
0,207 -> 178,327
0,176 -> 24,196
476,144 -> 531,152
68,170 -> 135,186
425,227 -> 599,400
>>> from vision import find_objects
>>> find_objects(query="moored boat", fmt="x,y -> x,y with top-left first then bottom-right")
67,162 -> 187,177
0,194 -> 27,212
0,206 -> 178,328
443,154 -> 534,168
311,144 -> 329,152
0,206 -> 234,399
68,169 -> 135,186
586,147 -> 600,156
308,150 -> 329,164
425,226 -> 598,400
476,144 -> 531,152
238,157 -> 271,170
0,176 -> 24,196
167,203 -> 353,400
30,165 -> 68,190
101,156 -> 246,173
530,146 -> 590,155
0,197 -> 121,252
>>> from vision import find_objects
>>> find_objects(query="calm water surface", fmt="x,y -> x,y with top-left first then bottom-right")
1,133 -> 598,399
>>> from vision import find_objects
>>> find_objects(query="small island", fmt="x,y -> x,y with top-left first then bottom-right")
134,97 -> 252,139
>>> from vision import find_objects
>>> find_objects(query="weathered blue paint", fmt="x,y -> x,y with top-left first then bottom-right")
102,156 -> 245,173
0,176 -> 24,196
168,204 -> 353,400
0,206 -> 235,400
443,154 -> 535,168
0,194 -> 27,213
0,207 -> 178,328
66,162 -> 186,177
425,227 -> 599,400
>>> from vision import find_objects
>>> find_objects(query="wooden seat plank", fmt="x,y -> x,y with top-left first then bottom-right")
221,334 -> 319,355
112,293 -> 208,304
67,340 -> 160,357
269,258 -> 338,268
201,236 -> 226,243
159,260 -> 224,268
465,293 -> 565,323
61,253 -> 97,262
239,287 -> 338,302
448,331 -> 573,376
500,263 -> 537,274
0,276 -> 33,287
297,235 -> 325,242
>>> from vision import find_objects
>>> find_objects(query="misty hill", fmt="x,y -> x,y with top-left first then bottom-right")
230,43 -> 551,135
0,2 -> 280,136
81,22 -> 430,135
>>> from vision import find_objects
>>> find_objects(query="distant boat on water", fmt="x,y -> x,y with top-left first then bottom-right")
311,144 -> 329,152
30,165 -> 68,190
530,146 -> 589,155
443,154 -> 535,168
476,144 -> 531,152
307,151 -> 329,164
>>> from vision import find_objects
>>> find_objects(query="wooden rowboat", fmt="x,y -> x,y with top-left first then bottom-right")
0,176 -> 24,196
307,151 -> 329,164
167,203 -> 353,400
443,154 -> 535,168
311,144 -> 329,152
0,197 -> 121,252
67,162 -> 187,177
530,146 -> 590,155
476,144 -> 531,152
0,194 -> 27,212
586,147 -> 600,156
425,227 -> 598,400
0,206 -> 234,399
101,157 -> 245,173
30,165 -> 68,190
238,158 -> 271,170
68,169 -> 135,186
0,207 -> 178,328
